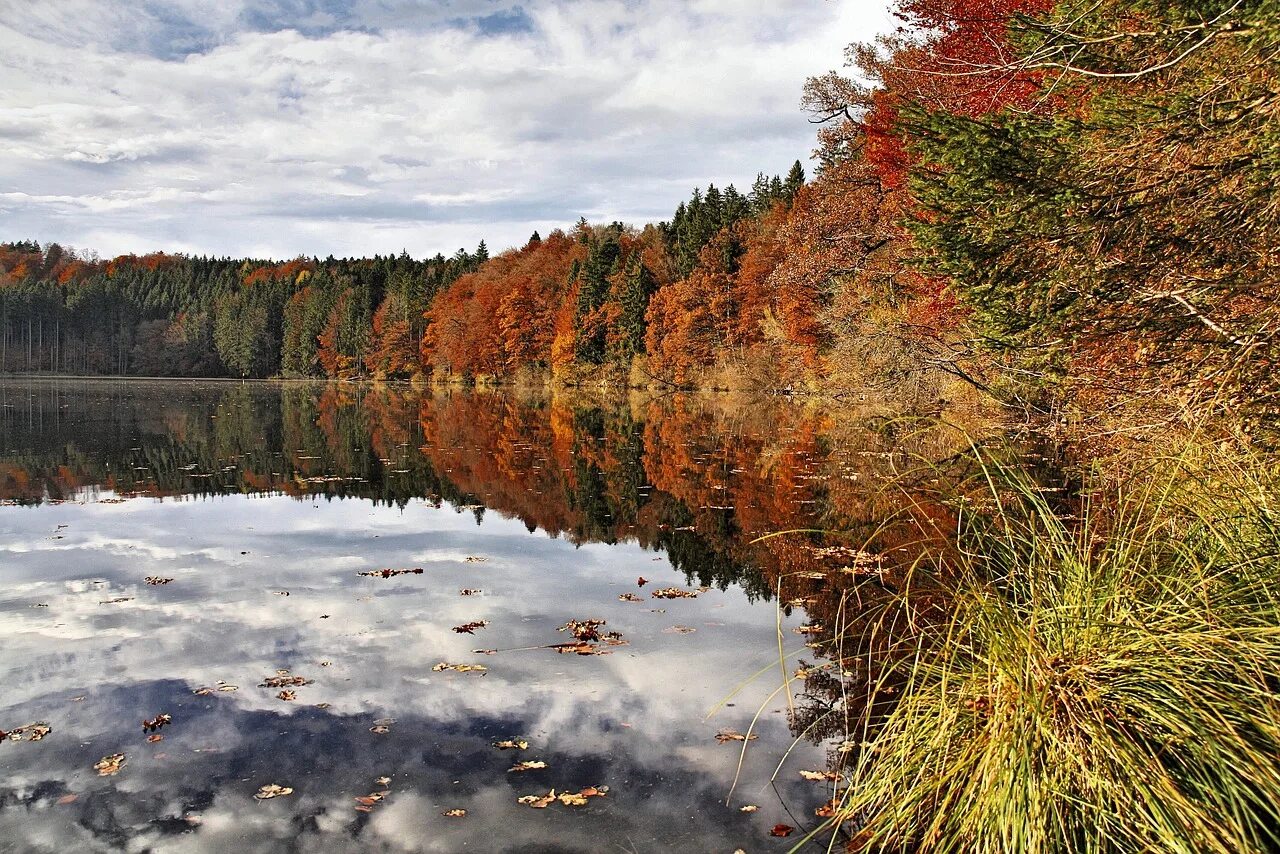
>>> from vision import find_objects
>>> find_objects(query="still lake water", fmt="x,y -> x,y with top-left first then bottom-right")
0,379 -> 985,853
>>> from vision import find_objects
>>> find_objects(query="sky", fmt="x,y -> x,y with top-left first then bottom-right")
0,0 -> 893,260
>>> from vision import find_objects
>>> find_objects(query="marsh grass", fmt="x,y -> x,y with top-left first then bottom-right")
820,442 -> 1280,853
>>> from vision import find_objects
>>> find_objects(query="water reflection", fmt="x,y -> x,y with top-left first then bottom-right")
0,379 -> 996,851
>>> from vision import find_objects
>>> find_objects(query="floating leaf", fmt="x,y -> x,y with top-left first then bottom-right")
799,769 -> 839,781
142,713 -> 172,733
464,556 -> 488,563
94,753 -> 126,776
740,804 -> 759,813
147,734 -> 163,744
370,725 -> 390,734
255,784 -> 293,800
442,808 -> 467,817
636,577 -> 648,587
452,620 -> 489,634
815,799 -> 840,818
357,568 -> 424,579
517,792 -> 555,809
99,597 -> 134,605
618,593 -> 643,602
557,619 -> 606,641
509,760 -> 547,772
260,675 -> 313,688
375,777 -> 391,786
218,685 -> 239,692
55,794 -> 78,805
432,662 -> 487,673
793,624 -> 824,635
144,577 -> 173,585
715,729 -> 758,744
663,625 -> 696,634
459,589 -> 482,596
277,690 -> 297,701
493,739 -> 528,750
770,824 -> 795,837
3,722 -> 52,743
193,687 -> 215,696
651,587 -> 698,599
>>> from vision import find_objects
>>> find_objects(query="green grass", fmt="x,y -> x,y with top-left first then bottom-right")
821,443 -> 1280,853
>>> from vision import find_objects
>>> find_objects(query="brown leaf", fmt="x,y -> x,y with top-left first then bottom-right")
442,808 -> 467,817
509,760 -> 547,772
715,729 -> 759,744
770,823 -> 795,837
254,784 -> 293,800
93,754 -> 126,776
493,739 -> 528,750
452,620 -> 489,634
651,587 -> 698,599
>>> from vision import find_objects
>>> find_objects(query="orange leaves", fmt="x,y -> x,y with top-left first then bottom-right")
517,786 -> 608,809
141,714 -> 171,733
715,730 -> 759,744
2,722 -> 52,743
452,621 -> 488,634
94,754 -> 126,776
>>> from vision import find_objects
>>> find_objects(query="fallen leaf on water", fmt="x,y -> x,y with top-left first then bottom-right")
517,792 -> 555,809
94,754 -> 126,776
793,624 -> 824,635
272,591 -> 290,597
617,593 -> 643,602
464,556 -> 488,563
375,777 -> 391,786
473,648 -> 497,655
56,794 -> 78,805
815,798 -> 840,818
442,809 -> 467,817
664,625 -> 696,634
432,662 -> 487,673
3,722 -> 52,743
357,568 -> 424,579
315,703 -> 331,710
369,725 -> 390,734
550,642 -> 612,656
260,675 -> 313,688
799,769 -> 839,781
99,597 -> 133,605
452,620 -> 489,634
144,577 -> 172,585
509,760 -> 547,772
739,804 -> 759,813
277,691 -> 297,701
518,786 -> 607,809
493,739 -> 528,750
193,687 -> 215,696
218,685 -> 239,692
771,823 -> 795,837
147,735 -> 163,744
636,577 -> 648,587
715,730 -> 759,744
459,589 -> 482,596
557,618 -> 606,641
142,713 -> 172,733
651,587 -> 698,599
255,784 -> 293,800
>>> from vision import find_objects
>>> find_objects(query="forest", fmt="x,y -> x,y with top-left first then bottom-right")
4,0 -> 1273,427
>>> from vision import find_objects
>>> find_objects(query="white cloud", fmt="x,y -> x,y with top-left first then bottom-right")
0,0 -> 895,259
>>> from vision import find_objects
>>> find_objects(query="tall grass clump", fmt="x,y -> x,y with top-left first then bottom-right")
831,444 -> 1280,853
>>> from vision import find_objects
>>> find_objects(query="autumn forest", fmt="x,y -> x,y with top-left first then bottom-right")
5,0 -> 1274,427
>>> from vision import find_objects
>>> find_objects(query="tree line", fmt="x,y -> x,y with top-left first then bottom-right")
3,0 -> 1273,419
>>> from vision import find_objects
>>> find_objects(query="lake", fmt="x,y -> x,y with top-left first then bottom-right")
0,379 -> 990,853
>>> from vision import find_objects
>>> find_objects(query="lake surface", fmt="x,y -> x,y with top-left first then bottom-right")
0,379 -> 991,853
